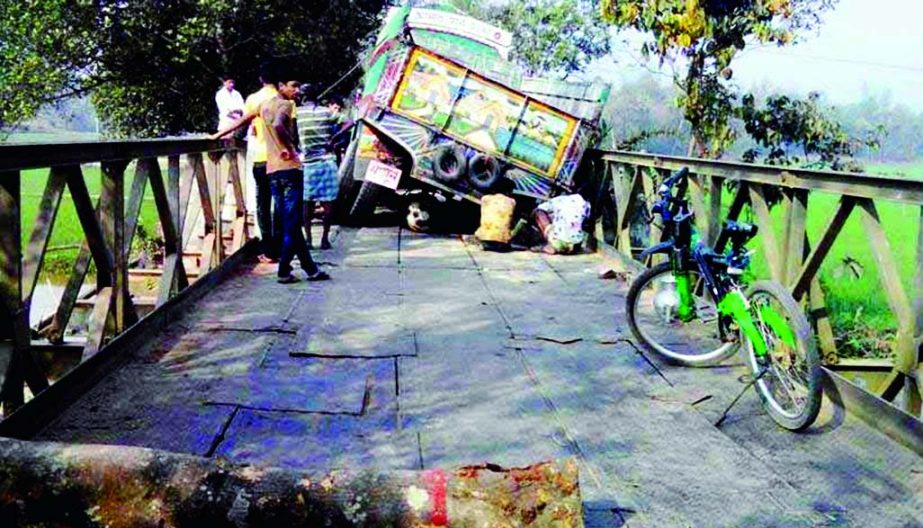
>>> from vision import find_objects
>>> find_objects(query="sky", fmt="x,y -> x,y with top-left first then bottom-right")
588,0 -> 923,109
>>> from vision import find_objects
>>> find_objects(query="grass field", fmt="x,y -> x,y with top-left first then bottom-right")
743,161 -> 923,357
2,131 -> 102,144
18,164 -> 161,275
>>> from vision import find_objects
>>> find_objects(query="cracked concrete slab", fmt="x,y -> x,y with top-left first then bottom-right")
213,408 -> 419,470
34,226 -> 923,528
205,352 -> 394,414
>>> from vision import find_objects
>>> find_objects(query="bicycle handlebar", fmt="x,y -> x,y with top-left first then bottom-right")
650,167 -> 690,222
659,167 -> 689,194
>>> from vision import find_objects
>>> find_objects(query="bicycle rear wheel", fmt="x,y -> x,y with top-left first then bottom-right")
743,280 -> 822,431
626,262 -> 738,366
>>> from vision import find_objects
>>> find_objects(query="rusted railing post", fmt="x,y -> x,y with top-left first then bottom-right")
0,439 -> 583,527
913,205 -> 923,416
0,171 -> 49,414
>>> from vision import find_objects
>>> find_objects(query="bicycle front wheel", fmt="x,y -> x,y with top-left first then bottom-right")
626,262 -> 738,366
743,280 -> 822,431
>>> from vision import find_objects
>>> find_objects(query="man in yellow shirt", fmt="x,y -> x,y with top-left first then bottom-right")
243,64 -> 281,263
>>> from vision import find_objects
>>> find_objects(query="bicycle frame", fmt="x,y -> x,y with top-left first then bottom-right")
641,169 -> 796,360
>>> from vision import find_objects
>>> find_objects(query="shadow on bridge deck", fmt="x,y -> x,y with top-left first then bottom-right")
36,226 -> 923,527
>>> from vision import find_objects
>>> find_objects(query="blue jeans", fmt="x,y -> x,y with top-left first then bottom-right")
269,169 -> 318,277
252,162 -> 281,259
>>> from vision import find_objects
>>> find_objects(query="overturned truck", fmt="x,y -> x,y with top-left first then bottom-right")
338,3 -> 610,229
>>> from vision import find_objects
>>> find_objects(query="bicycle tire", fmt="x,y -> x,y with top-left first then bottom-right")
743,280 -> 822,431
626,261 -> 738,366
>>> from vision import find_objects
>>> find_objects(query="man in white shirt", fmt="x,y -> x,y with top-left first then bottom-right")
215,75 -> 244,130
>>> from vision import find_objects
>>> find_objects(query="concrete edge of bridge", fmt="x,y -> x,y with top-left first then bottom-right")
0,438 -> 582,527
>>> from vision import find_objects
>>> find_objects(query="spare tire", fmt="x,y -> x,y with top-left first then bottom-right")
468,154 -> 501,191
433,145 -> 466,183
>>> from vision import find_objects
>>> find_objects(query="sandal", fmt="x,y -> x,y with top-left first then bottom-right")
306,270 -> 331,282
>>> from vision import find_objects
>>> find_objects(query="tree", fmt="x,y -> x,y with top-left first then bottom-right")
602,73 -> 687,154
601,0 -> 838,157
738,91 -> 880,171
1,0 -> 388,137
489,0 -> 611,78
449,0 -> 610,79
0,0 -> 98,132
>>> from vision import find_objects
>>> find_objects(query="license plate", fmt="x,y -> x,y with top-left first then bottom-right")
365,160 -> 401,190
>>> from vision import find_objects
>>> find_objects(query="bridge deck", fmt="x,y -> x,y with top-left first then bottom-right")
37,227 -> 923,526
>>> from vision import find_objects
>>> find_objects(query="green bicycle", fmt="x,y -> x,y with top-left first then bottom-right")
625,168 -> 823,430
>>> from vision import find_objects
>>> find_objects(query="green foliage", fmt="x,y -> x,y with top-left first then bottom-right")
452,0 -> 610,78
600,0 -> 837,156
19,164 -> 164,276
739,182 -> 921,360
738,92 -> 879,171
488,0 -> 611,78
0,1 -> 98,133
838,92 -> 923,163
1,0 -> 388,137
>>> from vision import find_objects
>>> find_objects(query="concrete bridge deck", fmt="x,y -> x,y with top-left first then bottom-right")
36,226 -> 923,527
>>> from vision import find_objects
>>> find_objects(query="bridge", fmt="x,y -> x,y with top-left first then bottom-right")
1,140 -> 922,526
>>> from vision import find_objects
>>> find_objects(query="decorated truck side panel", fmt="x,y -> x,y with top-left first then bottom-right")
339,4 -> 609,223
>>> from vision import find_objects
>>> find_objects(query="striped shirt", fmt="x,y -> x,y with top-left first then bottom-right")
296,103 -> 337,161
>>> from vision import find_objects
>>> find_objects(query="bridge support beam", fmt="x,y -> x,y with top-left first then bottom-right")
0,438 -> 582,527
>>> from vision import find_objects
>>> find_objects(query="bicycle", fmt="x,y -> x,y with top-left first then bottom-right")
625,168 -> 823,430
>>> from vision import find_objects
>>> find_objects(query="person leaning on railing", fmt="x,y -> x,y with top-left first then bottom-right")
210,63 -> 281,264
209,64 -> 330,284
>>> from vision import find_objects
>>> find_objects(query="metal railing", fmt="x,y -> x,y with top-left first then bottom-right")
588,149 -> 923,451
0,139 -> 250,425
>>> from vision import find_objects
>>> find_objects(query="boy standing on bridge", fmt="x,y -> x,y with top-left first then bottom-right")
210,66 -> 329,284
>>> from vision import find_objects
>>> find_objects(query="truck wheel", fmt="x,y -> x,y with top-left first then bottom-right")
468,154 -> 500,191
405,201 -> 431,232
433,145 -> 466,183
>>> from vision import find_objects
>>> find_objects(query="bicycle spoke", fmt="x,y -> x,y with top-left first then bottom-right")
628,264 -> 737,365
770,363 -> 805,408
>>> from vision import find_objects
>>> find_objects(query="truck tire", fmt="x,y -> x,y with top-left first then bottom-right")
433,145 -> 466,183
468,154 -> 500,191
